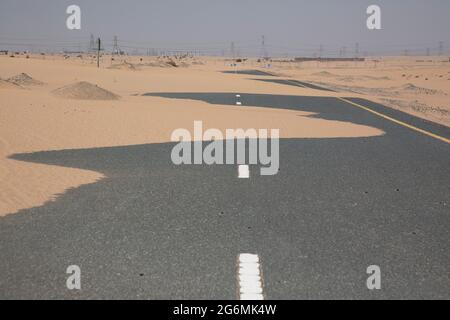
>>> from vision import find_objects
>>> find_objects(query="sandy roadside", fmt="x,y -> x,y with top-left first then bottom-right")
269,56 -> 450,127
0,55 -> 386,216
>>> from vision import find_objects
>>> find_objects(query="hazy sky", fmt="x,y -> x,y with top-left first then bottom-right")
1,0 -> 449,56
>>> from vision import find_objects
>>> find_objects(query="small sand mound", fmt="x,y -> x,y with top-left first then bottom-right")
0,79 -> 23,89
165,59 -> 178,67
7,73 -> 44,86
178,61 -> 190,68
312,71 -> 335,77
358,75 -> 391,81
143,59 -> 181,68
400,83 -> 444,95
336,75 -> 391,82
52,81 -> 120,100
109,61 -> 138,71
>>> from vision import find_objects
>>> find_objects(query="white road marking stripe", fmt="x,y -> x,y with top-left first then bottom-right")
236,94 -> 241,98
238,165 -> 249,178
239,275 -> 261,282
239,279 -> 263,287
239,253 -> 259,263
236,101 -> 242,105
238,253 -> 264,300
239,281 -> 263,290
239,266 -> 260,275
240,293 -> 264,300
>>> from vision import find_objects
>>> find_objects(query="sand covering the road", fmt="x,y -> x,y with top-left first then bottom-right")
0,54 -> 388,216
277,56 -> 450,127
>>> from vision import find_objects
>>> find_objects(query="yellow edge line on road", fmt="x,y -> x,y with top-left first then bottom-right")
337,97 -> 450,144
281,78 -> 448,144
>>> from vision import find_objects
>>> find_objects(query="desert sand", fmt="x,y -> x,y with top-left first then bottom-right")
270,56 -> 450,127
3,53 -> 447,216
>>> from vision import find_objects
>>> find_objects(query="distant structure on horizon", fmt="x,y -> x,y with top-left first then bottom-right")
294,57 -> 365,62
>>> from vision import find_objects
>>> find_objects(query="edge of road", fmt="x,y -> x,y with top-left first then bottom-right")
339,97 -> 450,144
250,72 -> 450,144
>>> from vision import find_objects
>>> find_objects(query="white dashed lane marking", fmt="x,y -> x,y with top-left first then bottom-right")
236,94 -> 242,105
238,165 -> 250,178
238,254 -> 264,300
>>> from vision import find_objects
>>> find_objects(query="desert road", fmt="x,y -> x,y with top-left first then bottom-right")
0,72 -> 449,299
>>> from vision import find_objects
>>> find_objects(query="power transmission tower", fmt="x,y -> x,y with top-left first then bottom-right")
438,41 -> 444,56
260,35 -> 268,58
112,35 -> 120,55
355,42 -> 360,58
230,42 -> 235,58
319,44 -> 323,59
89,34 -> 95,53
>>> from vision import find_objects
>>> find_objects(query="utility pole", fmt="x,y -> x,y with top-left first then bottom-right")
319,44 -> 323,59
97,38 -> 101,68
